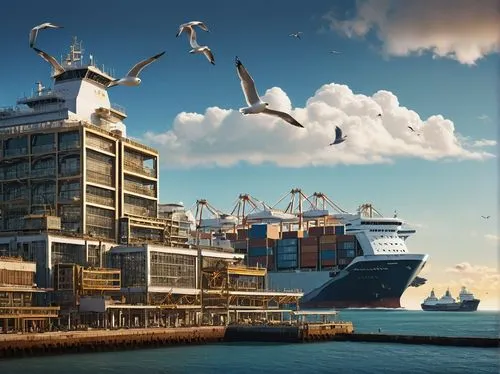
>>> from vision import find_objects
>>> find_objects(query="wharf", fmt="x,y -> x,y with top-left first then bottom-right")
1,326 -> 498,359
331,333 -> 500,348
0,326 -> 225,359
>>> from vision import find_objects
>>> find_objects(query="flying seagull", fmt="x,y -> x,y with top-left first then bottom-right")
176,21 -> 210,37
181,25 -> 215,65
330,126 -> 347,145
408,126 -> 421,136
107,51 -> 165,88
32,47 -> 65,75
481,215 -> 490,219
235,56 -> 304,128
29,22 -> 63,48
289,32 -> 303,39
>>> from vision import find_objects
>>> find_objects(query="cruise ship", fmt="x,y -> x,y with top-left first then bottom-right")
193,194 -> 430,309
421,287 -> 480,312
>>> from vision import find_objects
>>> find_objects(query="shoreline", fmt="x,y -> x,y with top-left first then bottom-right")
0,324 -> 498,360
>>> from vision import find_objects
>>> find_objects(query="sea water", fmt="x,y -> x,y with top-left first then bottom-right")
1,310 -> 499,374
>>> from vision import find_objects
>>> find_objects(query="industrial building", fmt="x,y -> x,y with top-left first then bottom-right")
0,257 -> 59,332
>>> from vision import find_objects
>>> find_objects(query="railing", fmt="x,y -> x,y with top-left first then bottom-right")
86,136 -> 115,153
111,103 -> 126,115
123,180 -> 156,197
87,194 -> 114,207
124,204 -> 152,217
123,159 -> 156,178
0,306 -> 60,318
86,170 -> 113,187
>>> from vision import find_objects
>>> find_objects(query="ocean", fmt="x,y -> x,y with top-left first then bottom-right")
1,310 -> 499,374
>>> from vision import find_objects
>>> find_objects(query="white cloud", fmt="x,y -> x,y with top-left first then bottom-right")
477,114 -> 491,122
484,234 -> 500,242
446,262 -> 498,275
143,83 -> 494,169
472,139 -> 497,147
324,0 -> 500,65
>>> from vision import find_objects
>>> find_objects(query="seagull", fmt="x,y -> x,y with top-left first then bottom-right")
32,47 -> 65,75
29,22 -> 63,48
234,56 -> 304,128
176,21 -> 210,37
289,32 -> 302,39
408,126 -> 421,136
329,126 -> 347,145
330,50 -> 342,54
107,51 -> 165,88
377,113 -> 382,117
481,215 -> 490,219
182,26 -> 215,65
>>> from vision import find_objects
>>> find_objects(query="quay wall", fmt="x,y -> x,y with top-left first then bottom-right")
331,333 -> 500,348
1,327 -> 499,359
0,327 -> 225,359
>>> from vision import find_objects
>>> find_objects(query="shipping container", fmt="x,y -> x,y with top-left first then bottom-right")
319,241 -> 336,249
277,245 -> 298,255
249,223 -> 280,239
335,225 -> 345,235
301,236 -> 318,246
337,241 -> 356,250
320,250 -> 336,261
248,247 -> 273,257
281,230 -> 304,239
300,244 -> 318,253
338,249 -> 356,258
237,228 -> 248,240
338,258 -> 351,266
308,226 -> 325,237
278,238 -> 299,246
266,256 -> 275,270
336,234 -> 356,242
319,234 -> 336,244
300,253 -> 318,269
225,232 -> 238,241
231,240 -> 248,250
276,257 -> 298,269
320,259 -> 335,268
324,226 -> 335,235
249,238 -> 268,247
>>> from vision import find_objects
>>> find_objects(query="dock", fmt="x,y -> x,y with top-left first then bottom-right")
331,333 -> 500,348
1,325 -> 498,359
0,326 -> 226,359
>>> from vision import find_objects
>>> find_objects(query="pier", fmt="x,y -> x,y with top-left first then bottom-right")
331,333 -> 500,348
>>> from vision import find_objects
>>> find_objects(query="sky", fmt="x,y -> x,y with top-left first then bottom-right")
0,0 -> 498,310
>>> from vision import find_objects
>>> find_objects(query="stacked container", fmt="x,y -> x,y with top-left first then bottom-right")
281,230 -> 305,239
276,238 -> 298,270
319,234 -> 336,269
300,236 -> 318,269
247,224 -> 277,270
336,234 -> 357,266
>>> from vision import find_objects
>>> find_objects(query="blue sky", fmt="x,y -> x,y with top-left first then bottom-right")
0,0 -> 498,309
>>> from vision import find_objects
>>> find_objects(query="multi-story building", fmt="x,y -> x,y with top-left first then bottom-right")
0,38 -> 228,292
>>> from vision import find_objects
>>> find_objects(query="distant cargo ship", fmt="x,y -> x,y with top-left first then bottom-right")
421,287 -> 480,312
195,198 -> 429,309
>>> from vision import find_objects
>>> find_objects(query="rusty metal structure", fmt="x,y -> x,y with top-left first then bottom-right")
0,257 -> 59,332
